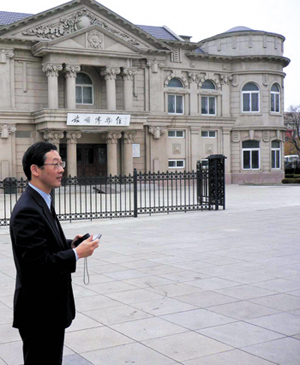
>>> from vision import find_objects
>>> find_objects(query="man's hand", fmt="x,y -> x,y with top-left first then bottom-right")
74,235 -> 100,259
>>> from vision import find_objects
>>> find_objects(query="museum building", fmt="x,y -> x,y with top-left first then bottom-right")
0,0 -> 290,183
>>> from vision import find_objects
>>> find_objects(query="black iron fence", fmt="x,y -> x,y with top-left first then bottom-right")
0,155 -> 226,226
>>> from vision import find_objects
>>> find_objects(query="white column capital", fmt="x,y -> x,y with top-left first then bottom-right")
65,65 -> 81,78
101,67 -> 120,80
102,132 -> 122,144
42,63 -> 63,77
66,131 -> 81,143
121,68 -> 137,81
123,131 -> 136,144
149,126 -> 166,139
0,124 -> 16,138
43,130 -> 64,143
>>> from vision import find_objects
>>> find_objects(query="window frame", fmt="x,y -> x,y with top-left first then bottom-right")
168,130 -> 185,138
167,77 -> 184,115
270,83 -> 280,113
271,140 -> 281,169
167,94 -> 184,115
76,72 -> 94,105
241,82 -> 260,113
201,131 -> 216,138
242,140 -> 260,170
201,96 -> 216,115
168,159 -> 185,169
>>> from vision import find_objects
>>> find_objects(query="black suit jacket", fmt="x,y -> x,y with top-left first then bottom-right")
10,185 -> 76,329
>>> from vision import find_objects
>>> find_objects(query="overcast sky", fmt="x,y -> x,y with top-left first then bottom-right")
2,0 -> 299,110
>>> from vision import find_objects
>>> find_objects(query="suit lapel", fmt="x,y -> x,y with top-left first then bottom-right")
26,186 -> 68,250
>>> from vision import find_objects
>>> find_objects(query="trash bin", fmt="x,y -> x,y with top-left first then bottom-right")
4,177 -> 17,194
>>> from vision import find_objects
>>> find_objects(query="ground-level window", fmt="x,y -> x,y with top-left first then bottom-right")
242,82 -> 259,112
168,130 -> 185,138
271,140 -> 281,169
271,83 -> 280,113
168,95 -> 184,114
168,159 -> 185,169
242,140 -> 260,169
76,73 -> 93,105
201,131 -> 216,138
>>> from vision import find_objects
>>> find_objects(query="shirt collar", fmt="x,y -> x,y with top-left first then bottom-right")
29,183 -> 52,210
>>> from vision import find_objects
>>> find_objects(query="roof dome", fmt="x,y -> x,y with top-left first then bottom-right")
225,26 -> 254,33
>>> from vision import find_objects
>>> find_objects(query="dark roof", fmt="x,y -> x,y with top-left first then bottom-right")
0,11 -> 182,42
136,25 -> 180,41
0,11 -> 32,25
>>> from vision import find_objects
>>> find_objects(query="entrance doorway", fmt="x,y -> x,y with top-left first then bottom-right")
77,144 -> 107,177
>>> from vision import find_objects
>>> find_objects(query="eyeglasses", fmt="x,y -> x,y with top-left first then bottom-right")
43,161 -> 66,169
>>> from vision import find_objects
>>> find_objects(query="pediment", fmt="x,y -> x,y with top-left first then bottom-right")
0,0 -> 171,54
32,25 -> 146,57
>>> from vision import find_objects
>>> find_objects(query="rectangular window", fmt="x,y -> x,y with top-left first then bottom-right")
168,130 -> 185,138
201,96 -> 216,115
168,159 -> 185,169
242,92 -> 259,112
76,85 -> 93,104
242,149 -> 260,169
271,94 -> 280,113
168,95 -> 183,114
201,131 -> 216,138
271,141 -> 281,168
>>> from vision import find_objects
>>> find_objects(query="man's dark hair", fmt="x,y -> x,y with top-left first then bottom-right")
22,142 -> 57,180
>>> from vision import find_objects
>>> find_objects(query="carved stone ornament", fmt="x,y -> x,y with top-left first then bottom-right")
123,131 -> 136,144
0,49 -> 14,63
42,63 -> 63,77
0,124 -> 16,139
149,126 -> 166,139
121,68 -> 137,80
66,131 -> 82,143
101,67 -> 120,80
65,65 -> 81,78
102,132 -> 122,144
147,60 -> 165,73
22,8 -> 141,47
188,73 -> 200,83
220,74 -> 233,85
87,30 -> 104,49
43,130 -> 64,142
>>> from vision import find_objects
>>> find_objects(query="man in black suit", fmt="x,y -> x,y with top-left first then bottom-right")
10,142 -> 100,365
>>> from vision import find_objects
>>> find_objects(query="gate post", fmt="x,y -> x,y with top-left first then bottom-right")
133,168 -> 138,217
208,154 -> 226,210
196,161 -> 203,206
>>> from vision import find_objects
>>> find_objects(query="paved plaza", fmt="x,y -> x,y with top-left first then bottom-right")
0,184 -> 300,364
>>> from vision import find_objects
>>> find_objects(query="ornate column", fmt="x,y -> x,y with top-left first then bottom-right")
65,65 -> 80,109
42,63 -> 63,109
66,131 -> 81,177
123,131 -> 136,175
102,132 -> 122,176
121,68 -> 137,111
188,73 -> 199,116
43,130 -> 64,151
101,67 -> 120,110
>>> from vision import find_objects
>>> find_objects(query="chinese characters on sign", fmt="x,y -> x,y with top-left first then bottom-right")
67,113 -> 131,126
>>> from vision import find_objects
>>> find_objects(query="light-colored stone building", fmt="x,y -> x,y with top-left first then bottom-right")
0,0 -> 290,183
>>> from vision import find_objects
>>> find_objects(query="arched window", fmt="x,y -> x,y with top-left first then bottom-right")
271,83 -> 280,113
242,82 -> 259,112
201,80 -> 216,115
271,140 -> 281,168
76,73 -> 93,105
242,140 -> 260,169
167,78 -> 184,114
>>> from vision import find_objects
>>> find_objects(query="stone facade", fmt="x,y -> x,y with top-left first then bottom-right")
0,2 -> 290,183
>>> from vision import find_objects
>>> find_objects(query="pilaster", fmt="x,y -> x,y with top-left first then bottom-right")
66,131 -> 81,176
65,65 -> 81,109
123,131 -> 136,175
102,132 -> 122,176
121,68 -> 137,111
42,63 -> 63,109
101,67 -> 120,110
